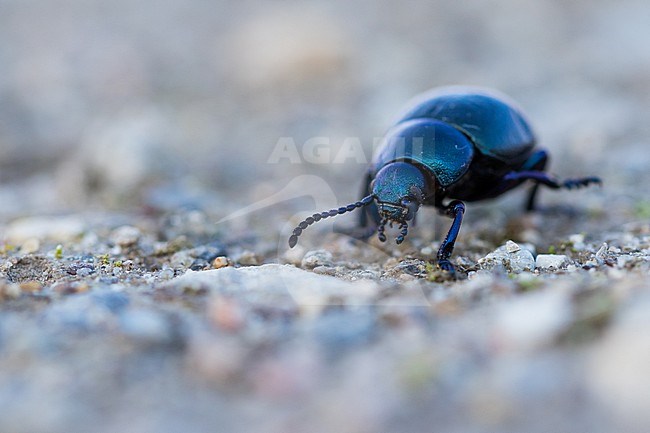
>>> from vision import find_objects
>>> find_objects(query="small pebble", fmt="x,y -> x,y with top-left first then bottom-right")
77,267 -> 92,277
111,225 -> 141,247
212,256 -> 232,269
301,250 -> 333,269
171,250 -> 194,269
237,251 -> 259,266
617,255 -> 636,268
312,265 -> 336,276
536,254 -> 570,270
505,240 -> 521,253
595,243 -> 608,259
282,244 -> 306,265
159,268 -> 175,280
190,259 -> 210,271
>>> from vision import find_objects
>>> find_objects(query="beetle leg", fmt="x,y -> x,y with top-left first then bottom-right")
436,200 -> 466,275
498,170 -> 601,211
520,149 -> 549,171
525,183 -> 543,212
520,150 -> 549,211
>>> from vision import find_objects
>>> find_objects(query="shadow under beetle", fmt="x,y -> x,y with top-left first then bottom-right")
288,86 -> 601,275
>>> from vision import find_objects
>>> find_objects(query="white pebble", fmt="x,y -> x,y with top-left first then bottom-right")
536,254 -> 570,270
505,240 -> 521,253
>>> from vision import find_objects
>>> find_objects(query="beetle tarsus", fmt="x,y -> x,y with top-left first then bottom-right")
562,177 -> 602,190
504,171 -> 602,191
499,170 -> 602,211
395,222 -> 408,244
437,259 -> 456,275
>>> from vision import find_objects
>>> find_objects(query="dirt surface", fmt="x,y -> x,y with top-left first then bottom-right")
1,1 -> 650,432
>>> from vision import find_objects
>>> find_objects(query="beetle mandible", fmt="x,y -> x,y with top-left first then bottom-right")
288,86 -> 601,274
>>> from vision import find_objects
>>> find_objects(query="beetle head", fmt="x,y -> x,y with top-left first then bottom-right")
287,161 -> 430,248
372,162 -> 427,244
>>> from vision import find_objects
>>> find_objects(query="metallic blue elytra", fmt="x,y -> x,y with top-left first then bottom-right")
396,86 -> 535,164
288,86 -> 602,276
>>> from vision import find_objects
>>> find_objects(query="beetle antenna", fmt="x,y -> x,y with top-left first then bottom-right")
288,195 -> 374,248
395,222 -> 408,244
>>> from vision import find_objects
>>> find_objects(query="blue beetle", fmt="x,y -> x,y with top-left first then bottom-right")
288,87 -> 601,274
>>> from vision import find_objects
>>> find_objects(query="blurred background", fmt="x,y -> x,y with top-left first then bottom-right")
1,0 -> 649,222
3,3 -> 650,433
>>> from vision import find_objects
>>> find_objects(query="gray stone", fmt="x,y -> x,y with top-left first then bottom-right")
595,243 -> 609,260
236,250 -> 260,266
478,241 -> 535,273
170,250 -> 194,269
301,250 -> 334,269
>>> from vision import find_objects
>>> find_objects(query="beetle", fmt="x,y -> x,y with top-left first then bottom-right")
288,86 -> 601,274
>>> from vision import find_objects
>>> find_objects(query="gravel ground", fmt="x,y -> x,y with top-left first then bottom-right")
2,1 -> 650,432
